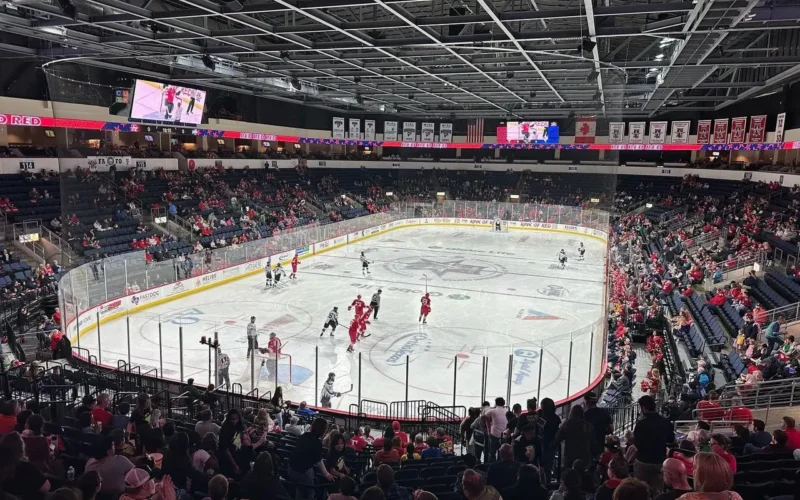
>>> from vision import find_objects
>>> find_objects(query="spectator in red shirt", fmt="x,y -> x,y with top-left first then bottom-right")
708,291 -> 726,308
349,428 -> 367,452
696,392 -> 724,421
52,308 -> 61,325
391,421 -> 408,447
0,400 -> 20,435
91,393 -> 113,429
710,434 -> 737,473
781,416 -> 800,450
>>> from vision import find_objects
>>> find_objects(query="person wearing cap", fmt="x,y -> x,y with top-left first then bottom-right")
120,467 -> 175,500
583,392 -> 613,458
513,424 -> 542,463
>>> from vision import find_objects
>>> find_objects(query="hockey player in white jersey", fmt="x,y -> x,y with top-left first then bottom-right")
578,242 -> 586,261
320,372 -> 342,408
360,252 -> 371,275
273,263 -> 286,285
264,264 -> 274,288
558,249 -> 568,269
320,306 -> 339,337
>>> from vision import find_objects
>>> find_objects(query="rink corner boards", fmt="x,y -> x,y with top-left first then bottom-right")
65,218 -> 609,345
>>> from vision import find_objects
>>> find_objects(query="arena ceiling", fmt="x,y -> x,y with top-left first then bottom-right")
1,0 -> 800,118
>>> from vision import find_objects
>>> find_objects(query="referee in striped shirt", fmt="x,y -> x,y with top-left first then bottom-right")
246,316 -> 258,359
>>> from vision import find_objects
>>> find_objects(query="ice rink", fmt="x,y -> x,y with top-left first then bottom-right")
77,226 -> 607,412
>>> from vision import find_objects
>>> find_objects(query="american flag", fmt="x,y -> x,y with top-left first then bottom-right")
467,118 -> 484,143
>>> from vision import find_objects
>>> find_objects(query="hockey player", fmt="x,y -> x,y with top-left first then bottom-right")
217,347 -> 231,388
264,263 -> 274,288
290,255 -> 300,280
370,289 -> 382,319
360,251 -> 371,275
320,372 -> 342,408
320,306 -> 339,337
358,308 -> 372,338
419,293 -> 432,324
558,249 -> 568,269
260,332 -> 282,369
346,318 -> 359,353
494,217 -> 502,231
578,242 -> 585,261
273,263 -> 286,285
348,295 -> 366,316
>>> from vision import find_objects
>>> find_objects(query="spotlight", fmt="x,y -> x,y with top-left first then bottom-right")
506,70 -> 514,79
593,91 -> 601,101
578,37 -> 596,53
280,51 -> 290,61
529,90 -> 536,98
149,22 -> 160,34
586,69 -> 598,82
290,77 -> 301,90
201,53 -> 216,71
407,93 -> 415,100
354,76 -> 361,83
356,93 -> 363,105
57,0 -> 77,20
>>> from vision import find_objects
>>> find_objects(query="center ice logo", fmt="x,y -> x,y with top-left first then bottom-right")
387,256 -> 505,282
385,332 -> 432,366
516,309 -> 561,320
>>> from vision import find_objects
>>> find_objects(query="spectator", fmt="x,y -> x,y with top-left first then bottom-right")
330,476 -> 358,500
195,409 -> 221,436
92,393 -> 113,429
240,452 -> 291,500
633,395 -> 675,494
501,464 -> 548,500
655,458 -> 693,500
553,405 -> 595,469
421,437 -> 442,459
288,417 -> 334,500
462,468 -> 501,500
327,433 -> 351,479
764,316 -> 785,354
613,478 -> 652,500
0,431 -> 51,497
709,434 -> 736,473
596,457 -> 628,500
677,452 -> 743,500
513,424 -> 541,464
21,414 -> 60,476
670,440 -> 696,477
391,421 -> 408,447
120,468 -> 175,500
218,409 -> 245,476
77,471 -> 103,500
455,454 -> 483,495
756,429 -> 794,454
205,474 -> 229,500
781,416 -> 800,450
748,419 -> 772,449
584,392 -> 613,456
486,443 -> 520,491
376,464 -> 412,500
361,486 -> 386,500
483,397 -> 507,463
162,432 -> 202,492
549,468 -> 585,500
111,402 -> 131,431
375,439 -> 401,465
192,432 -> 220,476
284,416 -> 305,436
538,397 -> 561,481
350,427 -> 367,451
84,436 -> 135,495
401,443 -> 420,462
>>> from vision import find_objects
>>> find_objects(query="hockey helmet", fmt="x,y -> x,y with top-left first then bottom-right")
333,306 -> 338,311
425,293 -> 430,297
328,372 -> 336,380
270,332 -> 277,338
357,294 -> 361,299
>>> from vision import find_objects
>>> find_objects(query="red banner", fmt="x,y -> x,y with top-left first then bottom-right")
697,120 -> 711,144
749,115 -> 767,143
731,117 -> 747,143
713,119 -> 729,144
574,117 -> 596,144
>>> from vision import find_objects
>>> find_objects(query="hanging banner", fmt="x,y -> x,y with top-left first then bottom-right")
439,123 -> 453,143
749,115 -> 767,143
332,117 -> 345,139
713,118 -> 729,144
402,122 -> 416,141
697,120 -> 711,144
364,120 -> 376,141
574,117 -> 596,143
348,118 -> 361,140
384,121 -> 398,141
649,121 -> 667,144
628,122 -> 645,144
671,121 -> 690,144
730,117 -> 747,143
776,112 -> 787,142
608,122 -> 625,144
421,122 -> 435,142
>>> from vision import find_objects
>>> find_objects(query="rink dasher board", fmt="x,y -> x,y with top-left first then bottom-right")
64,218 -> 609,349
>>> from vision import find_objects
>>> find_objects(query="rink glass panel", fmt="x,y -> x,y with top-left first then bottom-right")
60,201 -> 612,410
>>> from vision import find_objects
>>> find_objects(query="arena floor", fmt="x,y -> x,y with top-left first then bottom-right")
77,226 -> 607,411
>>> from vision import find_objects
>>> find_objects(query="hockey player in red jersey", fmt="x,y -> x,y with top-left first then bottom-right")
419,293 -> 432,324
290,255 -> 300,280
347,318 -> 359,353
349,295 -> 366,315
358,307 -> 372,338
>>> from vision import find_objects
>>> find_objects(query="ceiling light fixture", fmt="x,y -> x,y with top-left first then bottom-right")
221,0 -> 244,11
57,0 -> 77,20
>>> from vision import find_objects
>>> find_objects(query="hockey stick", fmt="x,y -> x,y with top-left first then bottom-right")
340,384 -> 354,395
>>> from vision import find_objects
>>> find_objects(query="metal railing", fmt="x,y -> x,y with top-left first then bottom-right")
719,377 -> 800,411
763,301 -> 800,325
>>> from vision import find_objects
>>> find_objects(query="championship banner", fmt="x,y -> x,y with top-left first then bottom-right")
608,122 -> 625,144
384,121 -> 398,141
628,122 -> 645,144
776,112 -> 787,142
364,120 -> 376,141
671,121 -> 690,144
731,117 -> 747,143
649,121 -> 667,144
713,119 -> 729,144
402,122 -> 416,141
439,123 -> 453,143
332,117 -> 345,139
348,118 -> 361,140
697,120 -> 711,144
421,122 -> 435,142
749,115 -> 766,143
